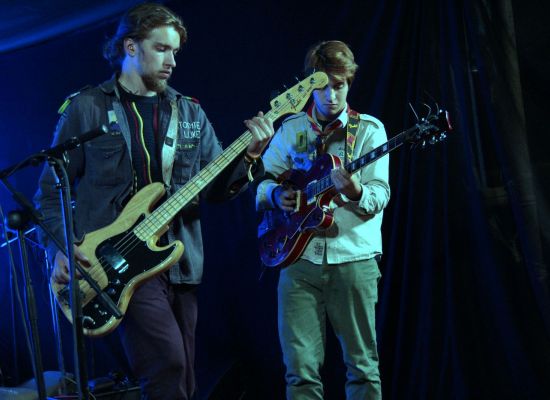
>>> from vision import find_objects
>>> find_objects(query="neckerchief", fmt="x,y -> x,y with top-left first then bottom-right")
307,103 -> 359,163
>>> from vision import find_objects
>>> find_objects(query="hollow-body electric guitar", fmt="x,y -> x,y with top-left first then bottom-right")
52,71 -> 329,337
257,109 -> 452,268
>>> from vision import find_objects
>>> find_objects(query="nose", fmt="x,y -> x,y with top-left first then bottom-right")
325,86 -> 336,101
165,52 -> 176,68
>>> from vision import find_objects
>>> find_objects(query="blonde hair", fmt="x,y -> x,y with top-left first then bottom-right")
304,40 -> 358,84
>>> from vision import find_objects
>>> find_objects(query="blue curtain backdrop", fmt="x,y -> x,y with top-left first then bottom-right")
0,0 -> 548,399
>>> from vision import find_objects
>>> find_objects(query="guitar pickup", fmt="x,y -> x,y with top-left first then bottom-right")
97,241 -> 129,273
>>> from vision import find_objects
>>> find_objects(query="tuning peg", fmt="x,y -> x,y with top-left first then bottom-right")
421,102 -> 432,118
303,67 -> 316,78
270,90 -> 280,101
439,133 -> 447,141
293,78 -> 305,93
281,84 -> 291,98
422,91 -> 439,110
429,136 -> 438,145
408,102 -> 420,122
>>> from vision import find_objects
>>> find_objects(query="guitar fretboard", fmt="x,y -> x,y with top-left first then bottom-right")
134,110 -> 278,239
304,129 -> 408,200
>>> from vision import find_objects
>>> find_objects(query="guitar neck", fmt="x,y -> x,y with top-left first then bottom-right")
346,128 -> 408,174
135,110 -> 278,237
310,128 -> 411,197
310,110 -> 451,197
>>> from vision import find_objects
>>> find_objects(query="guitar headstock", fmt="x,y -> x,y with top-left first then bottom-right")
405,109 -> 453,148
269,71 -> 329,118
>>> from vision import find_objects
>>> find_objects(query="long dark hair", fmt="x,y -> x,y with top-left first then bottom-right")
103,2 -> 187,69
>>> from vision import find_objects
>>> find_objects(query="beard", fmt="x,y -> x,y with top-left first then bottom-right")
142,73 -> 168,93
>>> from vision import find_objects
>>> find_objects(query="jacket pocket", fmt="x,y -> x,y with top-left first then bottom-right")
172,138 -> 200,183
86,140 -> 128,186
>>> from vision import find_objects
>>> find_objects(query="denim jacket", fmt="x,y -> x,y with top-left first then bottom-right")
34,76 -> 261,284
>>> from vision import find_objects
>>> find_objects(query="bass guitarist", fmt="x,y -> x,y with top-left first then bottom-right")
34,3 -> 273,399
255,40 -> 390,400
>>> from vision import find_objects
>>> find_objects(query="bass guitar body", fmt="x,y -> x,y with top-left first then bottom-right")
51,183 -> 184,337
258,154 -> 342,268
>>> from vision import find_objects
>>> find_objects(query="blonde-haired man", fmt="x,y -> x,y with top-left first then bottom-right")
256,40 -> 389,399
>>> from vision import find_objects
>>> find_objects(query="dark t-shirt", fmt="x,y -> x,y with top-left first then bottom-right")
118,82 -> 163,191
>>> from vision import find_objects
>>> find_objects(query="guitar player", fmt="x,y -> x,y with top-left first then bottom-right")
255,40 -> 390,399
34,3 -> 273,399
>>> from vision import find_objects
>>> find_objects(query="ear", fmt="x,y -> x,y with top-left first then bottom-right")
123,38 -> 136,57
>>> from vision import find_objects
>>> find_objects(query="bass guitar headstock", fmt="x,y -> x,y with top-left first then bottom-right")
269,71 -> 328,118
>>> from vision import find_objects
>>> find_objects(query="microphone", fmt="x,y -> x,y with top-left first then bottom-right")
0,125 -> 110,179
0,124 -> 109,179
40,124 -> 110,159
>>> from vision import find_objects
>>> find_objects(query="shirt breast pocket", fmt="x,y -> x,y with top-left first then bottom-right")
171,137 -> 200,185
86,138 -> 127,186
173,138 -> 200,171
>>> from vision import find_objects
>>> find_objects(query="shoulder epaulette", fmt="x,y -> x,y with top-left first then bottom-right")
181,95 -> 200,104
359,113 -> 383,129
282,111 -> 306,124
57,85 -> 92,114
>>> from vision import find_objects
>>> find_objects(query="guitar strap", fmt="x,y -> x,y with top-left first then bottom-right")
313,108 -> 359,207
161,100 -> 179,187
346,110 -> 360,163
308,105 -> 359,163
331,110 -> 360,206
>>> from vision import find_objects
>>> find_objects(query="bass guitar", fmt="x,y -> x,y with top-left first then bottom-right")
52,71 -> 329,336
257,109 -> 452,268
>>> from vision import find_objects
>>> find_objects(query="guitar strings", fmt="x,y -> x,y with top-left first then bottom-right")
93,126 -> 406,290
106,95 -> 414,284
80,137 -> 248,289
102,100 -> 302,273
309,133 -> 403,198
73,75 -> 341,306
87,78 -> 323,283
73,103 -> 291,302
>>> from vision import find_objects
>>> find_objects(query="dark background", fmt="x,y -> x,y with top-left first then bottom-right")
0,0 -> 549,399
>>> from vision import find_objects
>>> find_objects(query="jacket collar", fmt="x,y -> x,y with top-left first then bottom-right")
306,102 -> 350,135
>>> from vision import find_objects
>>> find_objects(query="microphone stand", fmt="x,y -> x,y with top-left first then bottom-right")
3,211 -> 47,399
43,248 -> 68,395
50,157 -> 89,400
0,125 -> 122,400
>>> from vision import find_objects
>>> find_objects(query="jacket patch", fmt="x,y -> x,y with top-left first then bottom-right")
179,121 -> 201,139
57,85 -> 92,114
177,143 -> 198,150
295,131 -> 307,153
